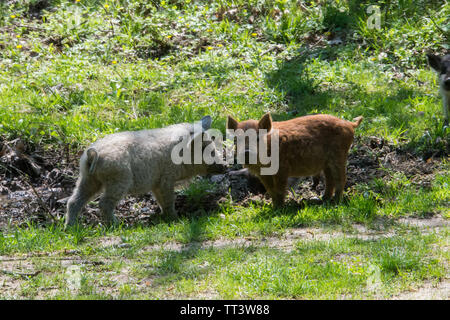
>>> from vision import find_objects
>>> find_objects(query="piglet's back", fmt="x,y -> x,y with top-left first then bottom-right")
272,114 -> 358,145
89,123 -> 192,160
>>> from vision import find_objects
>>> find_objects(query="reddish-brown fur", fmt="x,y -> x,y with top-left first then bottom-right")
227,113 -> 363,207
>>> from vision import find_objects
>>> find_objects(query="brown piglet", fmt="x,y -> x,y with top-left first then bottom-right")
226,113 -> 363,207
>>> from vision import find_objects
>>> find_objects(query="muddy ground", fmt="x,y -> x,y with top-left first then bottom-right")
0,136 -> 447,229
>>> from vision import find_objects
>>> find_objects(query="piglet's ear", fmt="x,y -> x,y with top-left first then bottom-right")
427,53 -> 442,72
258,113 -> 272,132
227,116 -> 239,130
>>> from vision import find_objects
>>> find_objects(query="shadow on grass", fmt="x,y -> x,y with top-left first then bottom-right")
264,46 -> 448,157
265,46 -> 415,119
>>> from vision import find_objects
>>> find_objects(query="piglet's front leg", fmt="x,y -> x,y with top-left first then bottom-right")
258,173 -> 288,209
152,179 -> 178,218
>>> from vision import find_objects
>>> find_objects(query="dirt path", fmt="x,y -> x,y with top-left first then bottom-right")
392,280 -> 449,300
115,215 -> 447,254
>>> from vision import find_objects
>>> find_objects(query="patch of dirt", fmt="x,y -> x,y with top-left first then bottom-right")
98,236 -> 123,248
0,136 -> 447,229
0,254 -> 131,298
0,258 -> 38,298
398,215 -> 449,229
345,136 -> 445,189
0,139 -> 78,227
140,214 -> 448,254
393,280 -> 450,300
0,273 -> 23,298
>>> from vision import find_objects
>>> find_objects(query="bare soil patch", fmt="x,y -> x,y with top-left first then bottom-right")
393,280 -> 450,300
135,214 -> 448,254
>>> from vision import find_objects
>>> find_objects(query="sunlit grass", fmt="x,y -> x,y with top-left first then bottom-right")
0,0 -> 448,300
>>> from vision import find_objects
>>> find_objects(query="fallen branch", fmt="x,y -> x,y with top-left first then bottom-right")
0,269 -> 41,279
11,24 -> 47,32
259,45 -> 285,57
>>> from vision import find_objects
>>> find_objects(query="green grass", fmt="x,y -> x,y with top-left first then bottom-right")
1,227 -> 447,299
0,0 -> 449,299
0,0 -> 448,149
